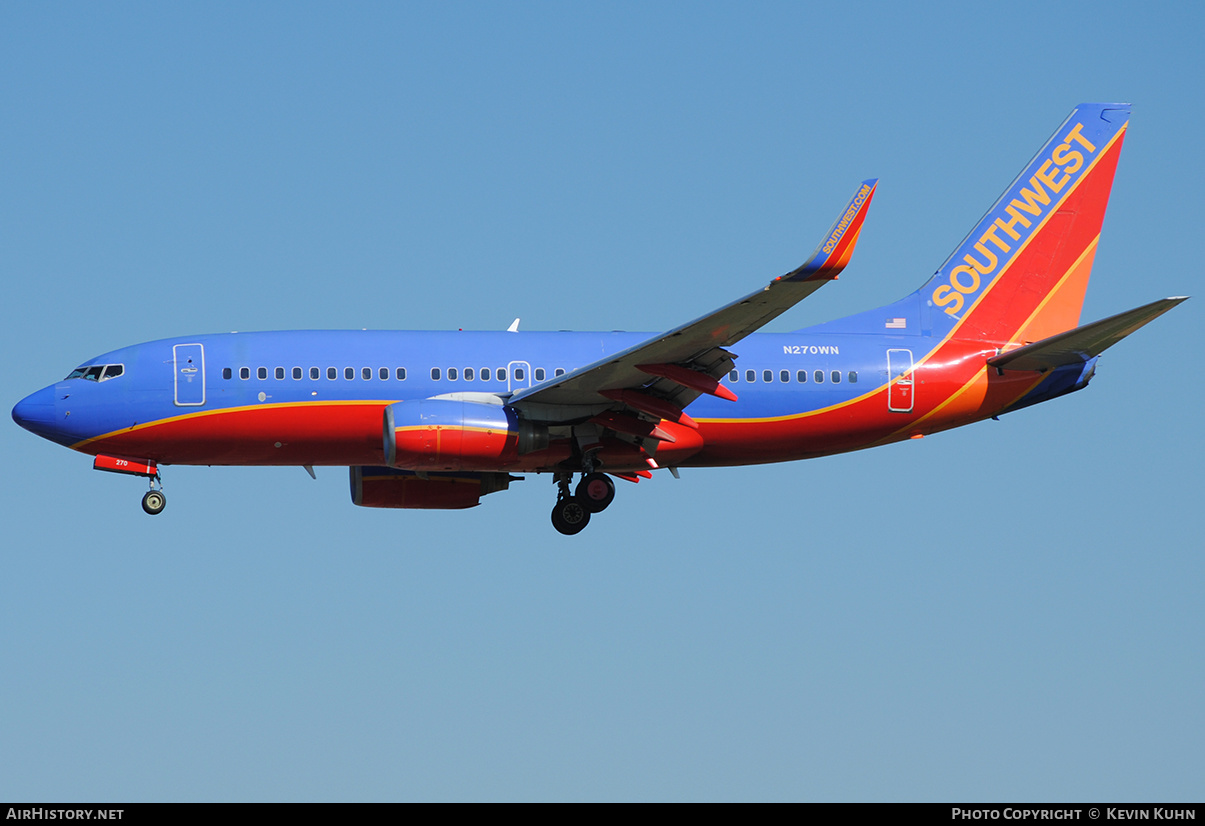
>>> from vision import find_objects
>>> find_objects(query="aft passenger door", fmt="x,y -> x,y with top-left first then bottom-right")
173,343 -> 206,406
887,348 -> 913,413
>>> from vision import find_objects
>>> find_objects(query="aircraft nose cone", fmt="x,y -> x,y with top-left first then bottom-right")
12,386 -> 57,437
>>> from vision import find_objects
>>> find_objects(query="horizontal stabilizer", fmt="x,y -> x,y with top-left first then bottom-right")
988,297 -> 1187,372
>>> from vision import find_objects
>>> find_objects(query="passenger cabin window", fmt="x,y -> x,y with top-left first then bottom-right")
481,368 -> 491,381
730,370 -> 738,382
497,368 -> 507,381
514,367 -> 524,380
534,368 -> 545,382
814,370 -> 824,383
464,367 -> 474,381
448,368 -> 458,381
396,367 -> 407,380
831,370 -> 841,383
362,367 -> 372,380
849,371 -> 858,383
327,367 -> 337,380
379,367 -> 388,380
257,367 -> 267,380
240,367 -> 250,380
763,370 -> 773,383
223,367 -> 232,380
797,370 -> 807,383
431,367 -> 441,381
554,368 -> 565,377
293,367 -> 302,380
275,367 -> 285,380
310,367 -> 320,380
746,369 -> 755,382
344,367 -> 354,380
780,370 -> 790,383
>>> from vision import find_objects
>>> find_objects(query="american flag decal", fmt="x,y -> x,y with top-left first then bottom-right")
885,318 -> 906,329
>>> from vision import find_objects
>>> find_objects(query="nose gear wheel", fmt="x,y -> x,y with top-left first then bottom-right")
142,489 -> 166,515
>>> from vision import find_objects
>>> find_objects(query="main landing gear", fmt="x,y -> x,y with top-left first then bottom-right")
550,471 -> 616,535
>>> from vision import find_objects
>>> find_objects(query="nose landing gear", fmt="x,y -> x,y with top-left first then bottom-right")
140,472 -> 166,515
92,454 -> 166,516
141,488 -> 166,515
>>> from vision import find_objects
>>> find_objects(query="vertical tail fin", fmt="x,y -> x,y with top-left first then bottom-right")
922,103 -> 1130,344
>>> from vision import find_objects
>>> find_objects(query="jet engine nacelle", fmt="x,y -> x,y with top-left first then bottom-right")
384,399 -> 549,471
350,466 -> 514,510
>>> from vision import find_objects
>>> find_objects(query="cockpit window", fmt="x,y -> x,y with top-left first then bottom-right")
65,363 -> 125,381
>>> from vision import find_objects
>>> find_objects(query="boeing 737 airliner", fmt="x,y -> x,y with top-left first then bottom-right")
12,103 -> 1186,534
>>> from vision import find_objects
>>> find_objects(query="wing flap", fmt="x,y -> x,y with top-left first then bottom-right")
988,297 -> 1187,372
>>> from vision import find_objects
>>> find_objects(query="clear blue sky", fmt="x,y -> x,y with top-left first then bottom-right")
2,1 -> 1201,802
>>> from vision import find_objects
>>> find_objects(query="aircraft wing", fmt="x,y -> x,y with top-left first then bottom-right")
509,179 -> 877,424
988,296 -> 1188,372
